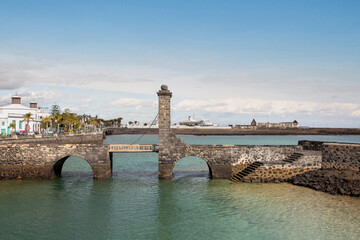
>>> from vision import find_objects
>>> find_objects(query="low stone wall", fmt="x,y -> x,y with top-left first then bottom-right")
0,133 -> 104,145
299,140 -> 360,170
0,142 -> 110,180
248,167 -> 319,183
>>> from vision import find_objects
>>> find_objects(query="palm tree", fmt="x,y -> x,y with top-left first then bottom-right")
54,113 -> 62,133
90,119 -> 99,132
22,113 -> 33,135
9,122 -> 16,136
73,115 -> 82,133
41,116 -> 53,132
117,117 -> 123,127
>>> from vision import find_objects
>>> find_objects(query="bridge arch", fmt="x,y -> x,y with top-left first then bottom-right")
53,154 -> 94,178
172,156 -> 213,179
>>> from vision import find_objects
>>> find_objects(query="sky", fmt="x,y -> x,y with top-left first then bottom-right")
0,0 -> 359,127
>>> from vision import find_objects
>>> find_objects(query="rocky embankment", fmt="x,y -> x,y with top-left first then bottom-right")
288,169 -> 360,197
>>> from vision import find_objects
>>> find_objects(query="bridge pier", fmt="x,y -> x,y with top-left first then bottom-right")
92,163 -> 112,179
158,164 -> 174,179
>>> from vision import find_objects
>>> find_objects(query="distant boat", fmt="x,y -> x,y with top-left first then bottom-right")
178,116 -> 217,127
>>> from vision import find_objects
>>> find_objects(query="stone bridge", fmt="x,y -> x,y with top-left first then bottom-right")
0,85 -> 358,181
157,85 -> 323,182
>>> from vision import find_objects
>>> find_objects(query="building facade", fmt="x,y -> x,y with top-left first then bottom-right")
234,119 -> 299,129
0,95 -> 49,135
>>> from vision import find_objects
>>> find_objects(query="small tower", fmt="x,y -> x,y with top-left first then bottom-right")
251,119 -> 257,126
157,84 -> 172,132
30,102 -> 38,109
11,95 -> 21,104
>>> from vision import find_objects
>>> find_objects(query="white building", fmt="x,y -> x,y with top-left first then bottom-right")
0,95 -> 50,135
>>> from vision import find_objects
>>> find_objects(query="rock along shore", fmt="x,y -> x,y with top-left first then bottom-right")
288,169 -> 360,197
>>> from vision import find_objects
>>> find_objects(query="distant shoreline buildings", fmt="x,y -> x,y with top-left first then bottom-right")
233,119 -> 299,129
0,95 -> 49,135
125,116 -> 300,130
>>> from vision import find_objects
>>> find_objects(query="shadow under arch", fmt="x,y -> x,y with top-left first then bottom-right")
53,155 -> 94,178
173,156 -> 213,179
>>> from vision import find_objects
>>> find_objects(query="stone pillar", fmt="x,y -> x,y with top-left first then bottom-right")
157,85 -> 174,179
92,163 -> 112,179
157,84 -> 172,135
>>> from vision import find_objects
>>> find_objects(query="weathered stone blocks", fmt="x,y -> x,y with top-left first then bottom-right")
0,142 -> 111,180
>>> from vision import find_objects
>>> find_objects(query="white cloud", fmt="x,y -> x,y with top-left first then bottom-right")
1,53 -> 359,127
110,98 -> 156,111
352,109 -> 360,117
0,54 -> 176,94
174,98 -> 360,118
0,89 -> 64,107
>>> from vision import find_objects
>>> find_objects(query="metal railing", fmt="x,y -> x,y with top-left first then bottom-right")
109,144 -> 159,152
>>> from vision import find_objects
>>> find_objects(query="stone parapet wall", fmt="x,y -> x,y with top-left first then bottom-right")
189,145 -> 302,165
322,143 -> 360,170
0,133 -> 104,145
263,150 -> 322,168
299,141 -> 360,170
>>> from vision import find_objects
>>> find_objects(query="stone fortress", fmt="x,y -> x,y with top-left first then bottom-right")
233,119 -> 299,130
0,85 -> 358,185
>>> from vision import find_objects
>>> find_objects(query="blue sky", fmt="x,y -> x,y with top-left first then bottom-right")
0,0 -> 359,127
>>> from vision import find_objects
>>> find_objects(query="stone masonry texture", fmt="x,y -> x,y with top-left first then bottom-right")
0,134 -> 111,180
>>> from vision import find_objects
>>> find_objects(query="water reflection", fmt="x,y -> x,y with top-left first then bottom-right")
173,156 -> 210,180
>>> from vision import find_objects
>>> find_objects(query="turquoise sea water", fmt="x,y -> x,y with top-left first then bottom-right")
0,135 -> 360,240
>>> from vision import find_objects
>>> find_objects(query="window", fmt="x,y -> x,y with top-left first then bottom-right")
19,121 -> 22,129
1,122 -> 4,126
